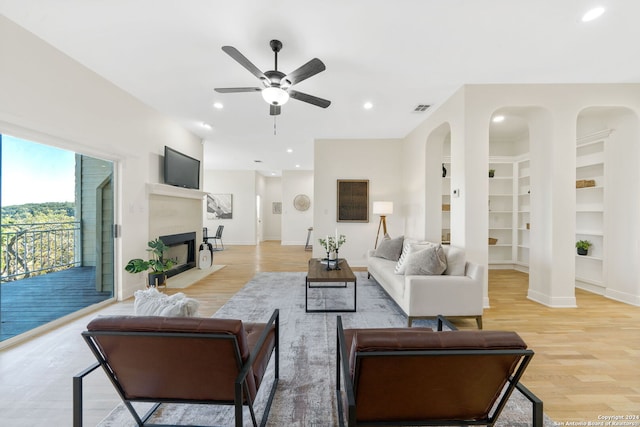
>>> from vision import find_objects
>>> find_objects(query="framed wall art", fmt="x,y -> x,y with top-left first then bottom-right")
272,201 -> 282,214
207,194 -> 233,219
337,179 -> 369,222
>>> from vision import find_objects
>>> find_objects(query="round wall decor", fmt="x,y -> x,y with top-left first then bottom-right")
293,194 -> 311,211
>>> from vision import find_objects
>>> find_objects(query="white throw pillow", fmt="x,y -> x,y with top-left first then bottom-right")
134,287 -> 200,317
442,245 -> 466,276
403,244 -> 448,276
394,241 -> 436,274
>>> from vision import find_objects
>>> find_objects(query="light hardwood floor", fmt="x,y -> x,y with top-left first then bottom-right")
0,241 -> 638,426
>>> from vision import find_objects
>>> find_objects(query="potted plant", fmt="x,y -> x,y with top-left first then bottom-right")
575,240 -> 592,256
488,169 -> 496,178
125,238 -> 176,287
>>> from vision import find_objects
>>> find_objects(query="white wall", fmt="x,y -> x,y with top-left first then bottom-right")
0,16 -> 203,300
281,170 -> 313,245
314,139 -> 403,267
202,169 -> 314,245
262,177 -> 283,241
202,170 -> 258,245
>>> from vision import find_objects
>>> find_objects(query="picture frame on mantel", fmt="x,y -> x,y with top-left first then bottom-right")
207,194 -> 233,219
337,179 -> 369,222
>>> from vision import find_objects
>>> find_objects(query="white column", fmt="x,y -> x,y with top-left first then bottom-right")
528,109 -> 577,307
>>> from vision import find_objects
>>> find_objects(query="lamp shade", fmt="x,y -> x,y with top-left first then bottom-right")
373,201 -> 393,215
262,87 -> 290,106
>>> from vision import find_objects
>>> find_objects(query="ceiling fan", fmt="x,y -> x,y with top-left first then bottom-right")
214,39 -> 331,116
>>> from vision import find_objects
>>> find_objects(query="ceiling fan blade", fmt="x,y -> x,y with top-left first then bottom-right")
221,46 -> 269,86
270,105 -> 281,116
214,87 -> 262,93
289,90 -> 331,108
282,58 -> 326,87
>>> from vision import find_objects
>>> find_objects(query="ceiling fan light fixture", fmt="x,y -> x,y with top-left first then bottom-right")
262,86 -> 290,106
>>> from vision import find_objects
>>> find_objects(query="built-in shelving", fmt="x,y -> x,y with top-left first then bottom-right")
515,158 -> 530,271
488,160 -> 515,266
575,132 -> 609,292
442,160 -> 451,244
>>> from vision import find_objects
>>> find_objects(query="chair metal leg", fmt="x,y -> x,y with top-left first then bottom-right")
73,362 -> 101,427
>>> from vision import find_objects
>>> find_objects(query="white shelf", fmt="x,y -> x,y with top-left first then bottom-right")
146,183 -> 207,200
576,230 -> 604,236
575,254 -> 603,262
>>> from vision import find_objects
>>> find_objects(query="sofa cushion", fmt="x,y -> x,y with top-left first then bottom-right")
373,235 -> 404,261
403,245 -> 447,275
395,241 -> 436,274
442,246 -> 466,276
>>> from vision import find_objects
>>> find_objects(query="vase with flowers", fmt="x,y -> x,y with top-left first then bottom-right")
318,233 -> 346,270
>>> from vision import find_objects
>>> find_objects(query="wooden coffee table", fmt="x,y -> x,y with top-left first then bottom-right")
305,258 -> 357,313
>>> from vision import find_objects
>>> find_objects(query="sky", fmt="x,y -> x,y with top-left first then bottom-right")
1,134 -> 75,206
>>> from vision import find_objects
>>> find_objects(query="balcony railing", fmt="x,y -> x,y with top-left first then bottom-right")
1,221 -> 81,282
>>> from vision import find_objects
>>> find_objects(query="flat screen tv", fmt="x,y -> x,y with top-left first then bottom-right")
164,146 -> 200,189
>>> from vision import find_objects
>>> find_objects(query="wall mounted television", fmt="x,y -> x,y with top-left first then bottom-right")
163,146 -> 200,190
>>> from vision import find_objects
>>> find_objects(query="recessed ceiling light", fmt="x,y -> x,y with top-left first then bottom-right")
201,122 -> 212,129
213,102 -> 223,109
295,164 -> 300,168
287,148 -> 293,153
492,115 -> 505,123
582,6 -> 605,22
363,102 -> 373,110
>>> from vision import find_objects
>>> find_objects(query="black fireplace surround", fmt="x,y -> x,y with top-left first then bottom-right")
159,231 -> 196,278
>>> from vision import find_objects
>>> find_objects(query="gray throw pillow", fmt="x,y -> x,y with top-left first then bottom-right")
403,244 -> 447,275
395,241 -> 436,274
374,235 -> 404,261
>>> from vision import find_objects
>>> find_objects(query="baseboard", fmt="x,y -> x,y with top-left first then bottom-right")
604,288 -> 640,306
280,240 -> 306,246
527,289 -> 577,308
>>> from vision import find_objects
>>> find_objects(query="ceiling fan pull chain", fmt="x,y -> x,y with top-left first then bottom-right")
274,116 -> 277,135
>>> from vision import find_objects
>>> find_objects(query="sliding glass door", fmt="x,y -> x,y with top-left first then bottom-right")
0,133 -> 114,342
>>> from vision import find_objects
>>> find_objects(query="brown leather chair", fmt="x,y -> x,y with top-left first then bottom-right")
73,309 -> 278,427
336,315 -> 542,426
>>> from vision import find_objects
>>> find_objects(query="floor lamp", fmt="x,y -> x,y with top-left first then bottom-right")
373,201 -> 393,248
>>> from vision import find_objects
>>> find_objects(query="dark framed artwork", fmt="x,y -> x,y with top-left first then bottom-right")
337,179 -> 369,222
207,194 -> 233,219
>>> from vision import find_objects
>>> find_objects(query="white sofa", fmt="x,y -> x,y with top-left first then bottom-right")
366,239 -> 484,328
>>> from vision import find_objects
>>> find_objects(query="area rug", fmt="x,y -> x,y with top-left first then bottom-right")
99,271 -> 554,426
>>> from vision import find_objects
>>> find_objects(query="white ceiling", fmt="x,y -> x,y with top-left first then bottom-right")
2,1 -> 639,175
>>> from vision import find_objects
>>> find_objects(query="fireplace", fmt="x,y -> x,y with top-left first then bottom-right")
159,231 -> 197,278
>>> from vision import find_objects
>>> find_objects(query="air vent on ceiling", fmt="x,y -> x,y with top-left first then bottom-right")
413,104 -> 431,113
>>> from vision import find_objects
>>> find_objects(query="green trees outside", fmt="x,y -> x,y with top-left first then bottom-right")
1,202 -> 77,281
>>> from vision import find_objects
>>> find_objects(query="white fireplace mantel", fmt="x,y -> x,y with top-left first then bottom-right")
146,183 -> 207,200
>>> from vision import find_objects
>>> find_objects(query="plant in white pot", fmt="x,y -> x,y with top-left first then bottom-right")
125,238 -> 176,287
